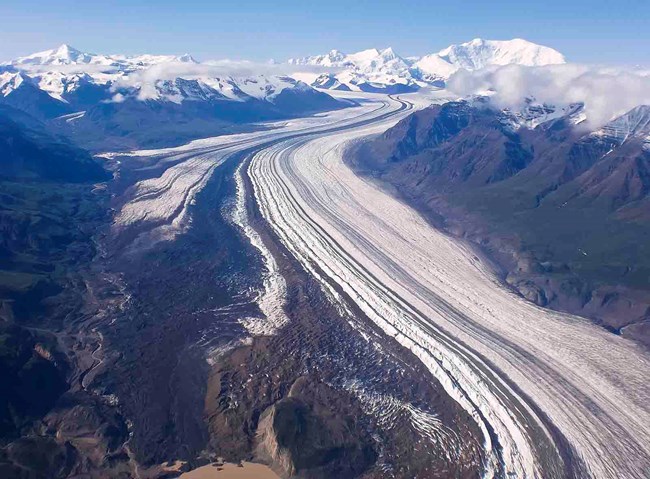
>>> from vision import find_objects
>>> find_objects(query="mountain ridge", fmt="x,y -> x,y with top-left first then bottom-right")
355,99 -> 650,347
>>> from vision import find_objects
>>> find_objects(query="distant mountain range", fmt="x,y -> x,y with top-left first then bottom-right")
0,38 -> 566,130
0,44 -> 345,150
8,43 -> 198,68
2,44 -> 327,106
289,38 -> 566,92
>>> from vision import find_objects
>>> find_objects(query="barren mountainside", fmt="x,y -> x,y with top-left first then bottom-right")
358,100 -> 650,346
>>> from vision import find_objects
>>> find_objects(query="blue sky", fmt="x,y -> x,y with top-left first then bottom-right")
1,0 -> 648,64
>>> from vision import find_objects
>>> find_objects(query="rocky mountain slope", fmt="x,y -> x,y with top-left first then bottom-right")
0,104 -> 110,181
356,100 -> 650,346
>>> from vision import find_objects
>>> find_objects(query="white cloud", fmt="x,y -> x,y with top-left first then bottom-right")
447,64 -> 650,129
108,92 -> 126,103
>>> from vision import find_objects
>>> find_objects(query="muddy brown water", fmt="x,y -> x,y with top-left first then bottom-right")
179,462 -> 279,479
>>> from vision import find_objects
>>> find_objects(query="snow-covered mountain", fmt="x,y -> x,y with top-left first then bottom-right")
290,47 -> 421,93
2,39 -> 568,109
1,44 -> 342,113
7,43 -> 197,69
0,70 -> 73,119
289,38 -> 566,92
436,38 -> 565,70
0,45 -> 345,149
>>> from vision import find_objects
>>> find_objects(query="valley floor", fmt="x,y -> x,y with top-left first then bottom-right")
92,92 -> 485,478
88,91 -> 650,478
4,92 -> 649,479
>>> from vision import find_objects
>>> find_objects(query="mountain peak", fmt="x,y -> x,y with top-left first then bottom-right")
177,53 -> 197,63
287,49 -> 346,66
326,49 -> 346,62
10,43 -> 94,66
53,44 -> 87,62
437,38 -> 566,69
347,48 -> 382,62
55,43 -> 79,54
593,105 -> 650,145
379,47 -> 398,60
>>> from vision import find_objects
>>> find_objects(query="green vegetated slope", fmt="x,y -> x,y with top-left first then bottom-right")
0,104 -> 109,441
